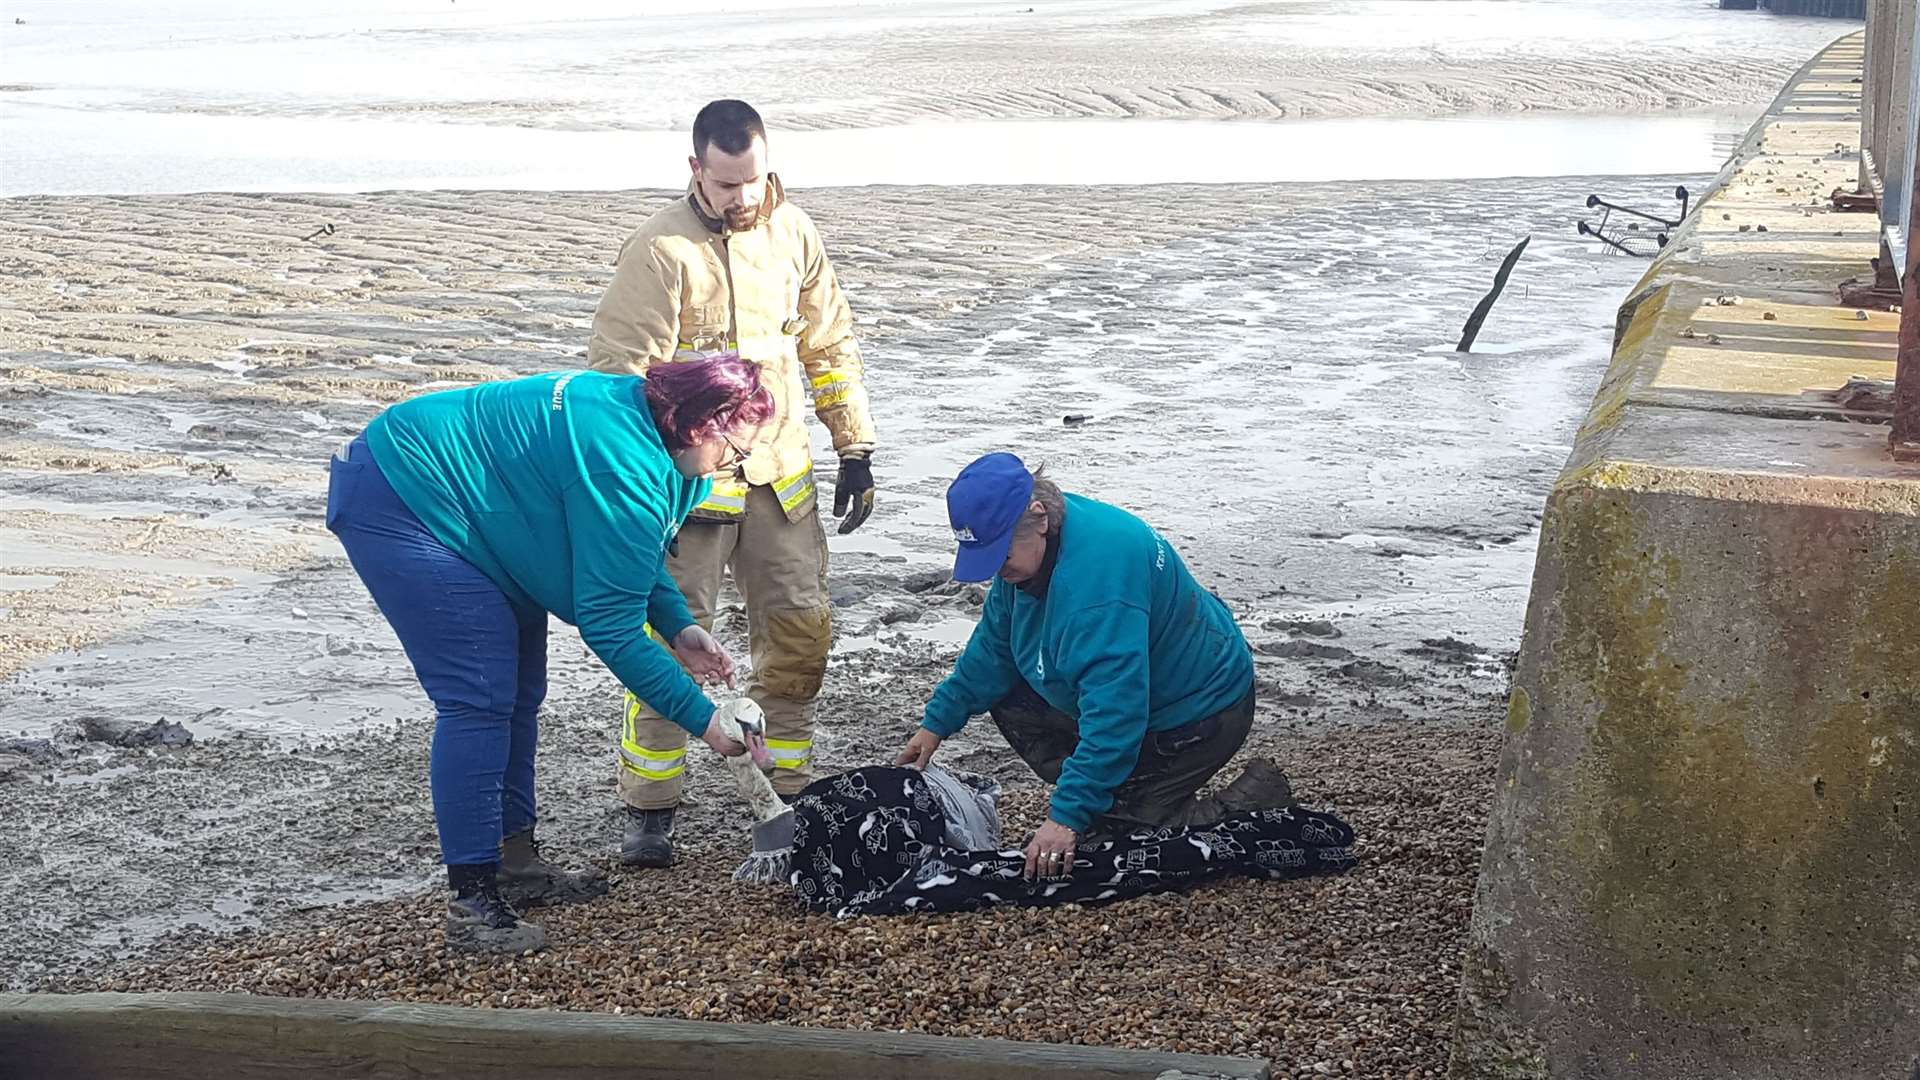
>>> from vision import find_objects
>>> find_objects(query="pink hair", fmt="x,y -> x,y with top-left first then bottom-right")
643,352 -> 776,451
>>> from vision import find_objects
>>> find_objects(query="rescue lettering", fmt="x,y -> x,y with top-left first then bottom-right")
549,371 -> 583,412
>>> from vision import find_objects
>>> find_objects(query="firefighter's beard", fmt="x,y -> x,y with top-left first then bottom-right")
722,206 -> 757,231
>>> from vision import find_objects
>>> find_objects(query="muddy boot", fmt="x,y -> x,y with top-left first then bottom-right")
497,827 -> 609,909
1218,756 -> 1295,813
445,862 -> 546,955
620,806 -> 676,868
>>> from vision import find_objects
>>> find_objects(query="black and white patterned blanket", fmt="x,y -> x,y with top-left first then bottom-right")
787,766 -> 1358,917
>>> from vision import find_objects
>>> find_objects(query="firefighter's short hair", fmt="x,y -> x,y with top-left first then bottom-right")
693,100 -> 767,161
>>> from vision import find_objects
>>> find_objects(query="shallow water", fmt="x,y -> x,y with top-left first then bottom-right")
0,0 -> 1848,194
2,106 -> 1750,195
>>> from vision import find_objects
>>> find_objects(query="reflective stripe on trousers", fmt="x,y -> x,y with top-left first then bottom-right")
764,737 -> 812,772
622,691 -> 687,780
617,483 -> 829,808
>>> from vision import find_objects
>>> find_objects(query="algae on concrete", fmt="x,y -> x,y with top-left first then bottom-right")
1452,29 -> 1920,1078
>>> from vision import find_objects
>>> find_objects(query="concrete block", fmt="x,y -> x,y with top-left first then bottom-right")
1452,29 -> 1920,1078
1452,452 -> 1920,1078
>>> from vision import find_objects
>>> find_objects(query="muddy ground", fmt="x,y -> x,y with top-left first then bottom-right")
1,176 -> 1688,1071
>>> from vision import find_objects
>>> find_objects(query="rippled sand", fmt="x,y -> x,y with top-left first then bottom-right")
3,0 -> 1847,131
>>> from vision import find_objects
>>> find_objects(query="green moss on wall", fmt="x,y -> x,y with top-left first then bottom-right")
1543,483 -> 1920,1027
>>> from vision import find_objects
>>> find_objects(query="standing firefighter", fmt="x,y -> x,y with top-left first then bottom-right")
589,99 -> 877,867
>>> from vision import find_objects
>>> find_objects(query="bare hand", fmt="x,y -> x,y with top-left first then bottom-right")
1023,820 -> 1078,882
672,625 -> 737,688
894,729 -> 942,770
699,711 -> 748,758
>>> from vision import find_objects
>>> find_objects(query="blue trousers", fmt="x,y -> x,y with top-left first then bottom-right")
326,435 -> 547,866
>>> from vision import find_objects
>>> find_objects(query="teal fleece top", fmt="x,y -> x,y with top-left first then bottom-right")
921,494 -> 1254,831
364,371 -> 715,735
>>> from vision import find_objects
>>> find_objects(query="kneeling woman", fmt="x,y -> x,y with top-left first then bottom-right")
896,453 -> 1292,882
328,355 -> 772,953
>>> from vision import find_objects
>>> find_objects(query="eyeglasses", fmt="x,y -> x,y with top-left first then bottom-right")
722,434 -> 751,465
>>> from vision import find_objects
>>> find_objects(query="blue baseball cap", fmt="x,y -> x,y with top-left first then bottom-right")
947,452 -> 1035,583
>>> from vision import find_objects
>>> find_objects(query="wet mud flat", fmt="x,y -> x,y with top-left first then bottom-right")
2,177 -> 1688,1073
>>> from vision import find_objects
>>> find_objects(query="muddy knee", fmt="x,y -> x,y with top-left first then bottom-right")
753,606 -> 831,702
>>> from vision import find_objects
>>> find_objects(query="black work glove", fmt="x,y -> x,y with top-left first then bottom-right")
833,454 -> 875,535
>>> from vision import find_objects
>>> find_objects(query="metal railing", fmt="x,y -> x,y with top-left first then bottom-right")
1863,0 -> 1920,457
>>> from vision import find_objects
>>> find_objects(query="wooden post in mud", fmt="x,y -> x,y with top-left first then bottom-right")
0,991 -> 1272,1080
1455,236 -> 1530,353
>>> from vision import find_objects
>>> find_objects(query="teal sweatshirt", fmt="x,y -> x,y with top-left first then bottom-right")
921,494 -> 1254,832
364,371 -> 715,735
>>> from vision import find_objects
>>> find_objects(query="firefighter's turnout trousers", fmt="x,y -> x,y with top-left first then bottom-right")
618,483 -> 831,808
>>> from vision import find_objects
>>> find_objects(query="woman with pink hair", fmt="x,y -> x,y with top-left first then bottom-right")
326,354 -> 773,954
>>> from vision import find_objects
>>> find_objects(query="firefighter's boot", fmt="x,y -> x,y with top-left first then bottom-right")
621,806 -> 676,868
